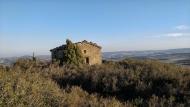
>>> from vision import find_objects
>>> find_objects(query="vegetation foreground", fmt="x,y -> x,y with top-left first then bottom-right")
0,59 -> 190,107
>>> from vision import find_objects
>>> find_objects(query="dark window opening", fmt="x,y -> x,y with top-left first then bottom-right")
85,57 -> 89,64
84,50 -> 87,54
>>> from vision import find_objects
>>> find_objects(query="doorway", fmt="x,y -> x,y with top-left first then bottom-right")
85,57 -> 89,64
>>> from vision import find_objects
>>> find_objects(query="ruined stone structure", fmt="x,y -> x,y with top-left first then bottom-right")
50,40 -> 102,65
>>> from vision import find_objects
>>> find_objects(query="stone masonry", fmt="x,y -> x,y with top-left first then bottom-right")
50,40 -> 102,65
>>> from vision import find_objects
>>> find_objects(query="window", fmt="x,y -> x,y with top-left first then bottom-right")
84,50 -> 87,54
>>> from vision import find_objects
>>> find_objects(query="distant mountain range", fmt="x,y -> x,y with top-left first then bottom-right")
0,55 -> 51,66
103,48 -> 190,66
1,48 -> 190,66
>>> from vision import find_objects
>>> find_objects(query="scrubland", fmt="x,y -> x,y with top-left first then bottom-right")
0,59 -> 190,107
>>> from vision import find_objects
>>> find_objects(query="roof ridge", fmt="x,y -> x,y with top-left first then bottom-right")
50,40 -> 101,51
76,40 -> 101,49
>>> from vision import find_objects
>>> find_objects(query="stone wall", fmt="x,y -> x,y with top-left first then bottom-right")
76,42 -> 102,65
51,42 -> 102,65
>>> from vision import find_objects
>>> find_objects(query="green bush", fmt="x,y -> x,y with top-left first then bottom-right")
63,39 -> 84,66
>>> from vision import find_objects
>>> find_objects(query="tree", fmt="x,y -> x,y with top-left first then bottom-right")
32,52 -> 36,61
63,39 -> 84,65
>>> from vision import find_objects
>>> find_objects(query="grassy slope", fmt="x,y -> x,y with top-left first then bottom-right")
0,59 -> 190,107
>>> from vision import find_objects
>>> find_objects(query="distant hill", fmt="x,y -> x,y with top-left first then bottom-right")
103,48 -> 190,66
0,55 -> 51,66
1,48 -> 190,66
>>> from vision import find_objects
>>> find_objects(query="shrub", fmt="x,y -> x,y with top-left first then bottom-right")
63,39 -> 84,66
1,58 -> 190,107
0,59 -> 125,107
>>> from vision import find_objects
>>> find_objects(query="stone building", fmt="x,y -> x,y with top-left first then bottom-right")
50,40 -> 102,65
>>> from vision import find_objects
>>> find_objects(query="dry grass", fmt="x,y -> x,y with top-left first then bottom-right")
0,58 -> 190,107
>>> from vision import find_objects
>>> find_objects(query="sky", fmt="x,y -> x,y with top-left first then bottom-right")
0,0 -> 190,57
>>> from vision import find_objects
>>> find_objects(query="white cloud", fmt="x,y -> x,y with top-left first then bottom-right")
153,32 -> 190,38
152,25 -> 190,38
166,33 -> 190,37
165,33 -> 190,37
174,25 -> 190,30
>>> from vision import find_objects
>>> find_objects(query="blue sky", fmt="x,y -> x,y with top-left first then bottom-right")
0,0 -> 190,57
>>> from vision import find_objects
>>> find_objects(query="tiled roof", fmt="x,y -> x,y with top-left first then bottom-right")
50,45 -> 66,52
50,40 -> 101,52
76,40 -> 102,49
